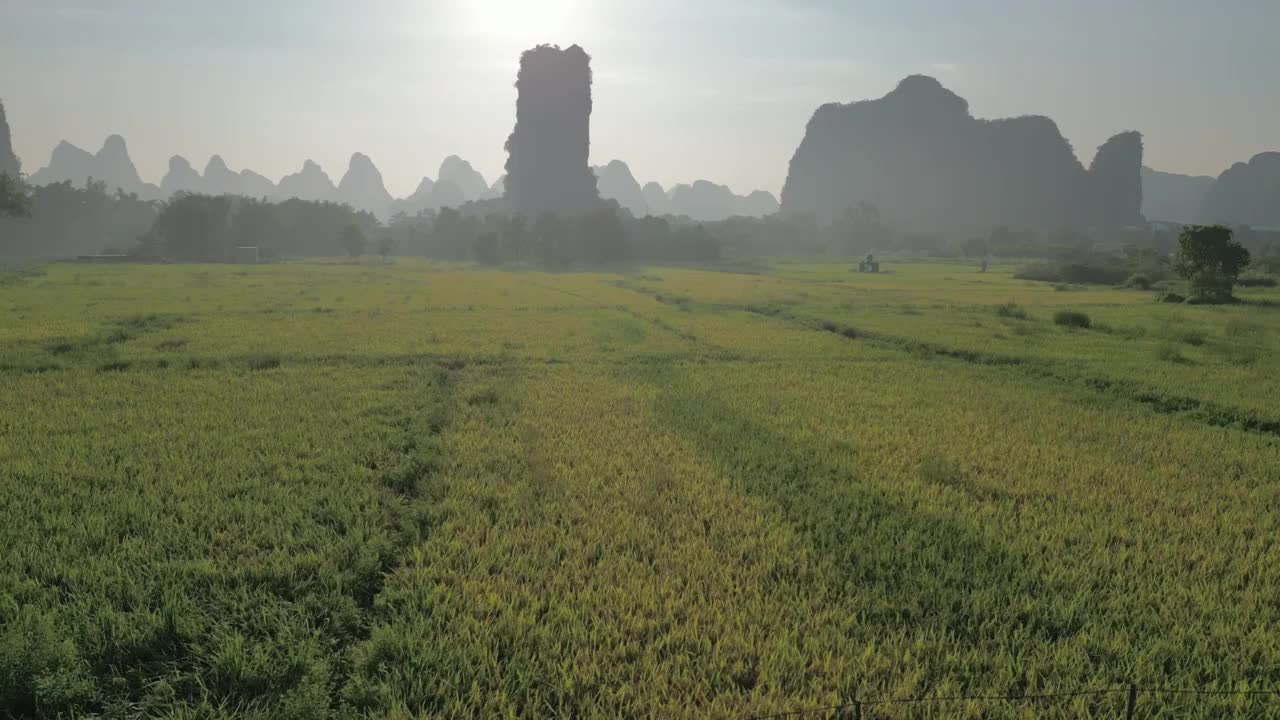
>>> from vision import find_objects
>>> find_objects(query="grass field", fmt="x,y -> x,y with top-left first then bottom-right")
2,259 -> 1278,719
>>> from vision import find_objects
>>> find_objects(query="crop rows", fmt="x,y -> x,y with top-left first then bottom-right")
1,260 -> 1277,718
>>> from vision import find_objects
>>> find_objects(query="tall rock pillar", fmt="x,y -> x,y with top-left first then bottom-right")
503,44 -> 600,217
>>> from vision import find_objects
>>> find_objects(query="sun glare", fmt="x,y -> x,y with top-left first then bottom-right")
467,0 -> 581,43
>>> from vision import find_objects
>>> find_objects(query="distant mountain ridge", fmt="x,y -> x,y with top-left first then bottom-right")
1141,166 -> 1215,225
23,130 -> 1273,228
1201,152 -> 1280,228
33,139 -> 501,220
592,160 -> 779,220
29,135 -> 163,200
781,75 -> 1145,232
0,99 -> 20,178
24,136 -> 778,223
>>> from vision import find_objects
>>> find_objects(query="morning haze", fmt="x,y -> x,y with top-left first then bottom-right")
3,3 -> 1280,719
3,0 -> 1278,197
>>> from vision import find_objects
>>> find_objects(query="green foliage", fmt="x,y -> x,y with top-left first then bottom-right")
1053,310 -> 1091,328
1015,259 -> 1129,286
994,302 -> 1029,320
155,194 -> 235,262
376,232 -> 394,261
1174,225 -> 1251,303
1237,273 -> 1277,288
962,235 -> 988,258
341,224 -> 367,260
1154,343 -> 1189,363
0,180 -> 155,258
1,260 -> 1279,718
1126,272 -> 1152,290
472,231 -> 500,265
0,173 -> 32,219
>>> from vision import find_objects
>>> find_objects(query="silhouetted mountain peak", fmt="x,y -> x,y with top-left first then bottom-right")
782,76 -> 1141,230
641,181 -> 670,215
0,99 -> 21,178
204,155 -> 230,175
439,155 -> 489,200
161,155 -> 203,195
1202,151 -> 1280,227
593,160 -> 647,215
337,152 -> 392,219
346,152 -> 377,173
410,176 -> 436,196
99,134 -> 129,158
887,74 -> 969,116
51,140 -> 93,164
505,44 -> 601,216
94,135 -> 143,189
668,179 -> 778,220
276,159 -> 336,203
1141,166 -> 1215,224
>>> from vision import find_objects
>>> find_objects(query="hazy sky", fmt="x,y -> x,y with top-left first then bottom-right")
3,0 -> 1277,197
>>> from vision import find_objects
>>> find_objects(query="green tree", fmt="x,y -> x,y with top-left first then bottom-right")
155,193 -> 234,262
579,206 -> 627,263
1173,224 -> 1250,302
0,174 -> 32,218
533,212 -> 562,268
341,224 -> 367,260
230,198 -> 282,257
377,233 -> 394,262
962,236 -> 988,259
473,231 -> 500,265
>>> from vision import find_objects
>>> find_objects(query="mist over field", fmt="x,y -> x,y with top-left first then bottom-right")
1,2 -> 1279,718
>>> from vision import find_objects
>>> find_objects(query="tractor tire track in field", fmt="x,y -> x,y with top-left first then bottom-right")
764,308 -> 1280,440
616,280 -> 1280,441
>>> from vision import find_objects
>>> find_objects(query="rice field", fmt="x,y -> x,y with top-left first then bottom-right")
1,259 -> 1278,719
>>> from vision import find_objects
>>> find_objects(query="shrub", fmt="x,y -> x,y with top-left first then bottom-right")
1013,262 -> 1059,282
1014,260 -> 1130,286
1156,292 -> 1186,303
1173,225 -> 1250,303
1057,262 -> 1129,286
1179,331 -> 1206,346
341,225 -> 367,260
1154,343 -> 1189,364
1237,274 -> 1278,288
1224,317 -> 1261,338
1053,310 -> 1091,328
1126,273 -> 1152,290
994,302 -> 1029,320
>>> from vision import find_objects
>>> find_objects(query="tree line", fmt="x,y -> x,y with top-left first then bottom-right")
3,180 -> 1277,280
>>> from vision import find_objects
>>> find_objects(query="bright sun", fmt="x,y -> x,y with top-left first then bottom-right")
466,0 -> 581,43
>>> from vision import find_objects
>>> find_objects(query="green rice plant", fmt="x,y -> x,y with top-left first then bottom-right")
1053,310 -> 1091,328
994,302 -> 1029,320
0,259 -> 1278,719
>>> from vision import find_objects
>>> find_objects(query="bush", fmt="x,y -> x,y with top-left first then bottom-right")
1053,310 -> 1091,328
1156,292 -> 1186,304
1014,259 -> 1129,286
1154,343 -> 1189,364
1012,262 -> 1059,282
994,302 -> 1029,320
1057,262 -> 1129,286
1126,273 -> 1152,290
1237,274 -> 1278,288
1173,225 -> 1250,303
